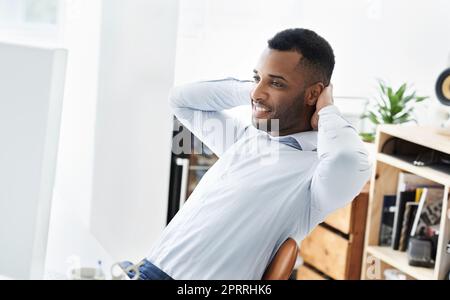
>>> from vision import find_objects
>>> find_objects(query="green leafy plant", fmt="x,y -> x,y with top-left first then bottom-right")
360,80 -> 428,142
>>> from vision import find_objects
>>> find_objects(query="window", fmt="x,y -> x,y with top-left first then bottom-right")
0,0 -> 63,45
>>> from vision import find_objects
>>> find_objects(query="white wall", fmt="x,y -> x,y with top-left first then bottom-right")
52,0 -> 102,228
174,0 -> 303,84
90,0 -> 179,261
298,0 -> 450,110
44,0 -> 106,276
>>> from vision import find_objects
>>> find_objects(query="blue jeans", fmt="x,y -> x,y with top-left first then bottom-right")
120,259 -> 173,280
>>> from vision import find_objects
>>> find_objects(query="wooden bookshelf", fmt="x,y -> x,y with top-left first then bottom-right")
376,153 -> 450,186
361,125 -> 450,280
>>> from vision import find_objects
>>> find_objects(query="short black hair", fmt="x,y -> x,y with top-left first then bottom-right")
268,28 -> 335,86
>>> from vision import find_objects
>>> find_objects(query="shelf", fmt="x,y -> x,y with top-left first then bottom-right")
378,125 -> 450,156
376,153 -> 450,186
366,246 -> 435,280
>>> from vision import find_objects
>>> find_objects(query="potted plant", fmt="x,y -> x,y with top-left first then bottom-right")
360,80 -> 428,142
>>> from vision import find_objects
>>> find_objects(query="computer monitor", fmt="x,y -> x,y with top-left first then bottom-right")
0,42 -> 67,279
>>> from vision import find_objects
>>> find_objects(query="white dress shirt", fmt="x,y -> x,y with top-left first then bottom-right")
146,78 -> 372,280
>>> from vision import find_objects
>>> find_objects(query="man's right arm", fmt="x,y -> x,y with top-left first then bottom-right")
169,78 -> 254,156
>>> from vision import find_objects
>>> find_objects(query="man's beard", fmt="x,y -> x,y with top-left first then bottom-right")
252,93 -> 305,134
252,118 -> 280,133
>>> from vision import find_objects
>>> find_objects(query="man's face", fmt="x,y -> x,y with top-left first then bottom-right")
251,48 -> 312,135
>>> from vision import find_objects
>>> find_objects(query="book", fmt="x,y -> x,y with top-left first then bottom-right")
415,188 -> 424,202
410,187 -> 444,237
398,202 -> 418,251
392,172 -> 440,250
379,195 -> 396,246
392,191 -> 416,250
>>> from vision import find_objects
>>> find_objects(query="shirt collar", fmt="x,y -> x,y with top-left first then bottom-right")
268,131 -> 318,152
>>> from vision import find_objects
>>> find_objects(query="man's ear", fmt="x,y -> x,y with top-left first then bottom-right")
304,82 -> 325,107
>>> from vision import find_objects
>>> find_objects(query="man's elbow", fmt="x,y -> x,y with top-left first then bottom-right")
168,85 -> 183,111
334,149 -> 373,183
312,149 -> 373,218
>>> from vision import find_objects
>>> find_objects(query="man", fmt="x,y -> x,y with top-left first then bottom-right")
125,28 -> 372,280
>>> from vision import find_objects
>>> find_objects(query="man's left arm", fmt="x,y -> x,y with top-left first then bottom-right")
310,86 -> 373,226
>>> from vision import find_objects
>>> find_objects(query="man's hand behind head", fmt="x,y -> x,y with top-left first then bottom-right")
310,84 -> 334,130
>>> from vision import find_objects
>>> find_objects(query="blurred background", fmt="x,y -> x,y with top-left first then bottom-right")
1,0 -> 449,278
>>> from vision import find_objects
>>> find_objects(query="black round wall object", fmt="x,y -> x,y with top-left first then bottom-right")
436,68 -> 450,106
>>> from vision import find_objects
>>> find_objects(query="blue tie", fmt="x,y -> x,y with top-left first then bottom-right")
278,136 -> 302,151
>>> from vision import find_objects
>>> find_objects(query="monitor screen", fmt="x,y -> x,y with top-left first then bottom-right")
0,42 -> 67,279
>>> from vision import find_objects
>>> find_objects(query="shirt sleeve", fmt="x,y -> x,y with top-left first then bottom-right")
169,78 -> 254,157
309,105 -> 373,229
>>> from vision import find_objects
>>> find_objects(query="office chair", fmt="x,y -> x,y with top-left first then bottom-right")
262,238 -> 299,280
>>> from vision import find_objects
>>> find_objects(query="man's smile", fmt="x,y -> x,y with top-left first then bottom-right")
252,101 -> 272,118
